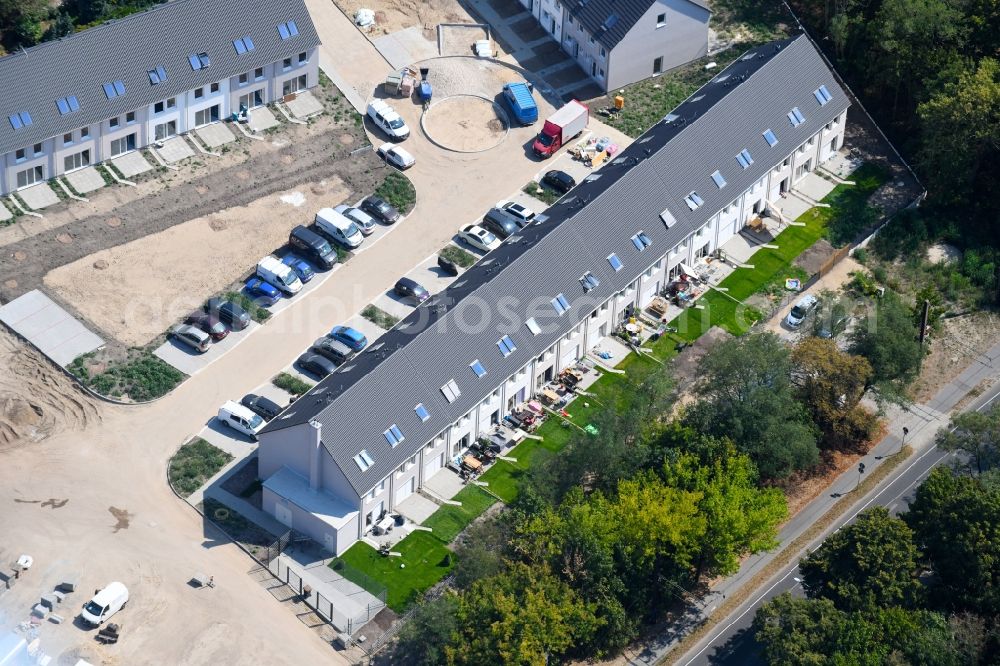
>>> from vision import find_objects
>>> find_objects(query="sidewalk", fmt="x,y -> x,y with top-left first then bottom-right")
627,337 -> 1000,665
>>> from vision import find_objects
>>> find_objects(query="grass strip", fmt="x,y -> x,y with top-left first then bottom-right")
273,372 -> 313,396
168,437 -> 233,497
361,304 -> 399,329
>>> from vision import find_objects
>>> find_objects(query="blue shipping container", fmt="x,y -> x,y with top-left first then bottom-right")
502,82 -> 538,125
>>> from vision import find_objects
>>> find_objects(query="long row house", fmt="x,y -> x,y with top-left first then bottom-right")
257,34 -> 851,555
0,0 -> 319,196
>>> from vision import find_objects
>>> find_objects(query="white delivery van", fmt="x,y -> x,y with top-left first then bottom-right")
366,100 -> 409,141
80,582 -> 129,626
218,400 -> 266,439
256,256 -> 302,295
315,208 -> 364,249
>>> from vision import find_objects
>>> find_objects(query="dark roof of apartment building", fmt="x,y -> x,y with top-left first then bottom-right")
0,0 -> 319,156
566,0 -> 711,51
261,34 -> 850,498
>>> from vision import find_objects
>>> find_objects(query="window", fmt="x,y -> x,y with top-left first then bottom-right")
16,165 -> 43,189
384,425 -> 404,446
299,51 -> 308,64
210,82 -> 220,93
80,127 -> 89,139
814,84 -> 832,105
711,170 -> 727,189
580,272 -> 600,291
656,12 -> 666,26
632,231 -> 652,251
736,149 -> 753,169
56,96 -> 80,115
278,20 -> 299,39
63,133 -> 73,145
102,80 -> 125,99
194,88 -> 204,99
8,111 -> 32,130
154,101 -> 164,114
497,335 -> 517,357
354,449 -> 374,471
788,107 -> 805,127
283,57 -> 292,70
233,36 -> 255,54
33,143 -> 42,156
126,111 -> 135,124
763,129 -> 778,147
254,67 -> 264,79
684,191 -> 704,210
600,47 -> 606,58
608,253 -> 623,271
166,97 -> 176,109
415,403 -> 430,422
526,318 -> 542,335
109,117 -> 120,129
148,66 -> 167,85
188,52 -> 210,70
441,379 -> 461,403
653,56 -> 663,74
470,360 -> 487,378
15,148 -> 25,162
551,294 -> 570,315
238,73 -> 249,86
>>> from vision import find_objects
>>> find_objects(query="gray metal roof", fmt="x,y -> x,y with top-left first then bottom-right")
262,34 -> 850,498
0,0 -> 319,156
566,0 -> 711,51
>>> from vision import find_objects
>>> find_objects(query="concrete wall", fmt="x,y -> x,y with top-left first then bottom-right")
262,485 -> 359,555
259,421 -> 313,481
605,0 -> 709,92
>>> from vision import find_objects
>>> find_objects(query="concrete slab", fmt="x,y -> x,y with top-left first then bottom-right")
344,313 -> 388,345
196,122 -> 237,149
407,252 -> 461,297
18,182 -> 60,210
822,150 -> 864,180
422,467 -> 465,501
248,106 -> 280,132
285,90 -> 324,120
198,420 -> 258,458
0,200 -> 11,222
63,167 -> 105,195
111,151 -> 153,178
157,136 -> 195,163
395,492 -> 439,524
153,321 -> 259,376
796,171 -> 837,202
0,290 -> 104,367
372,27 -> 438,70
371,292 -> 414,322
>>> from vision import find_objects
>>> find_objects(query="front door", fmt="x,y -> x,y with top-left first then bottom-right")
154,120 -> 177,141
195,105 -> 220,127
275,503 -> 293,528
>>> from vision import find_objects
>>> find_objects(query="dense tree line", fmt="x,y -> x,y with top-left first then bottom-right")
0,0 -> 165,53
754,467 -> 1000,664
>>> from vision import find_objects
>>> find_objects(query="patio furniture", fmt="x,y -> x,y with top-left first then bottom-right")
648,297 -> 670,318
462,455 -> 483,473
540,388 -> 560,405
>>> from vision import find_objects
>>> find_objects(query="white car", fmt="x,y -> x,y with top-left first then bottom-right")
366,100 -> 409,141
786,293 -> 819,328
334,204 -> 376,235
458,224 -> 501,253
377,143 -> 415,170
501,201 -> 536,225
218,400 -> 266,440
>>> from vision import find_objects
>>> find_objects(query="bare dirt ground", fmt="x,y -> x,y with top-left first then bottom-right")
913,311 -> 1000,403
0,327 -> 102,452
423,96 -> 507,151
0,82 -> 380,306
336,0 -> 474,36
44,178 -> 349,348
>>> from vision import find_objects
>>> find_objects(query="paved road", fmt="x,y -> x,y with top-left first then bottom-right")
676,381 -> 1000,666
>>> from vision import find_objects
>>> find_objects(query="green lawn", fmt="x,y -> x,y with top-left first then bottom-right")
332,531 -> 453,611
422,485 -> 498,543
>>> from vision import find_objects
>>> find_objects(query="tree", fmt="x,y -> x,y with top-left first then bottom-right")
0,0 -> 48,51
936,404 -> 1000,474
391,595 -> 460,666
661,449 -> 787,580
686,333 -> 819,479
451,562 -> 603,665
800,506 -> 922,611
904,467 -> 1000,615
849,291 -> 924,386
792,337 -> 878,452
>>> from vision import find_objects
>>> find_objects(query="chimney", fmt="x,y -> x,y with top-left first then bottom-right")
308,420 -> 323,491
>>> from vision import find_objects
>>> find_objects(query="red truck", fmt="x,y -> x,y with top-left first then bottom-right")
532,100 -> 589,158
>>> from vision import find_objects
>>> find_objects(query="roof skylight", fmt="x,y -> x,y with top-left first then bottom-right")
788,107 -> 805,127
55,96 -> 80,115
711,170 -> 727,189
608,253 -> 623,271
233,36 -> 255,54
415,403 -> 430,421
441,379 -> 461,403
278,20 -> 299,39
188,52 -> 210,70
526,318 -> 542,335
102,80 -> 126,99
814,85 -> 832,105
470,360 -> 487,378
498,335 -> 517,357
384,425 -> 404,447
580,272 -> 600,291
354,449 -> 374,471
736,149 -> 754,169
763,129 -> 778,147
148,66 -> 167,85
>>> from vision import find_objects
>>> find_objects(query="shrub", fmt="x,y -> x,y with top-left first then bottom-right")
86,352 -> 184,401
168,438 -> 234,498
439,245 -> 477,268
522,182 -> 561,205
375,172 -> 416,214
223,291 -> 271,323
273,372 -> 314,395
362,304 -> 399,329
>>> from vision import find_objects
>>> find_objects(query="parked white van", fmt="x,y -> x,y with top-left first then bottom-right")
218,400 -> 266,439
256,256 -> 302,295
315,208 -> 364,249
80,582 -> 129,626
366,100 -> 409,141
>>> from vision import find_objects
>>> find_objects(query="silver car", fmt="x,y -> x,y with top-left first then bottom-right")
170,324 -> 210,353
334,204 -> 376,236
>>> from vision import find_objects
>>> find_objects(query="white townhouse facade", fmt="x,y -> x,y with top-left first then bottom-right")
520,0 -> 710,93
256,35 -> 850,556
0,0 -> 320,196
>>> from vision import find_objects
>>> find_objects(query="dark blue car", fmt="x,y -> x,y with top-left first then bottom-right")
281,255 -> 315,283
245,277 -> 281,306
329,325 -> 368,352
